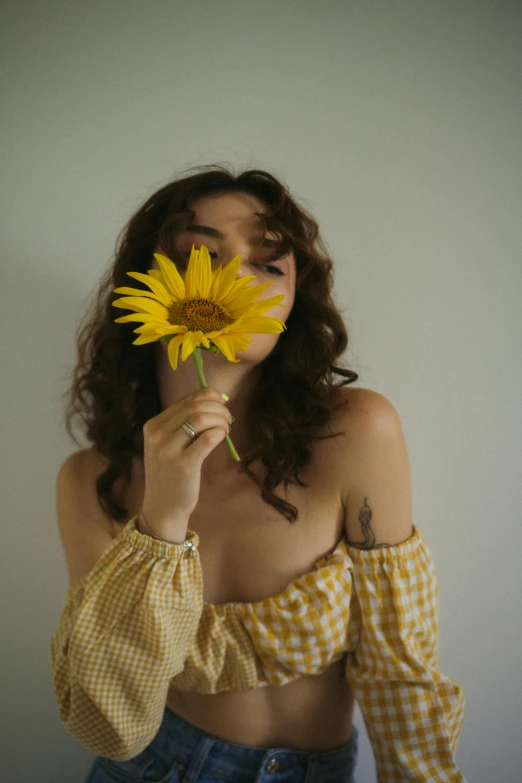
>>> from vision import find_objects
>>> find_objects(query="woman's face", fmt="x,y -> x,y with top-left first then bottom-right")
151,190 -> 296,364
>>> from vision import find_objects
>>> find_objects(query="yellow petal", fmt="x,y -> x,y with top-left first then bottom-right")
131,323 -> 176,336
114,313 -> 165,324
184,244 -> 212,299
211,253 -> 242,301
167,333 -> 186,371
132,332 -> 162,345
191,330 -> 211,349
233,315 -> 287,333
217,333 -> 252,351
180,330 -> 203,362
208,263 -> 224,297
210,334 -> 240,363
112,296 -> 169,316
125,271 -> 172,306
134,323 -> 185,334
153,254 -> 186,300
224,282 -> 275,313
113,286 -> 164,300
213,274 -> 257,303
196,245 -> 214,299
231,293 -> 286,319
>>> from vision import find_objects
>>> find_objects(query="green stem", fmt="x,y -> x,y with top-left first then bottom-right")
192,345 -> 241,462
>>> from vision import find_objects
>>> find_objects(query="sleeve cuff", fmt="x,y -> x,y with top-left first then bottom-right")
122,515 -> 200,561
346,522 -> 427,564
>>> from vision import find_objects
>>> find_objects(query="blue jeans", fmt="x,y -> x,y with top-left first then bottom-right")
84,705 -> 359,782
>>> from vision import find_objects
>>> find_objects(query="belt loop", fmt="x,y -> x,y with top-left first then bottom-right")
181,735 -> 216,782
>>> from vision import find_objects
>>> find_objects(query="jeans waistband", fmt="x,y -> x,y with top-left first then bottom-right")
159,705 -> 359,782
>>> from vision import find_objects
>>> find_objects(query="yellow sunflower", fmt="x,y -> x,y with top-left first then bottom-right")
112,244 -> 287,463
112,243 -> 287,370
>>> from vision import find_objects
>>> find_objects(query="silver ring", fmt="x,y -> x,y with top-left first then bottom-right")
181,420 -> 199,440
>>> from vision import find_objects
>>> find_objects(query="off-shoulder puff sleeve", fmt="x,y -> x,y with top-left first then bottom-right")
49,515 -> 203,761
344,524 -> 468,783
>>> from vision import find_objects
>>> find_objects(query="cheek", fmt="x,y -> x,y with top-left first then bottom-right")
272,286 -> 295,320
256,290 -> 293,321
283,286 -> 295,313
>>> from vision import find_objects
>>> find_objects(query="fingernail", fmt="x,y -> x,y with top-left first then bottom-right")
221,393 -> 229,401
231,415 -> 235,422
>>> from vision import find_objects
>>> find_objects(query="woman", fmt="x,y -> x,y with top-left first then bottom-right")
50,166 -> 467,782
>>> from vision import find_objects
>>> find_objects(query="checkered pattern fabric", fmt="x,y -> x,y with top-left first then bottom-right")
344,528 -> 467,782
50,516 -> 466,780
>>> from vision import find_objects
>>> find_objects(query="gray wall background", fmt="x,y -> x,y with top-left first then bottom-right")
1,1 -> 521,781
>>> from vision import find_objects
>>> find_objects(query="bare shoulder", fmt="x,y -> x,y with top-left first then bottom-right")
328,386 -> 401,448
332,386 -> 414,549
332,385 -> 399,427
55,446 -> 121,588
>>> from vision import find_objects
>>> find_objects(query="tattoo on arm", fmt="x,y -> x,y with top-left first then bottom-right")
347,497 -> 393,549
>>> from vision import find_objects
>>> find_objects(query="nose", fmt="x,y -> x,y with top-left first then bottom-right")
222,240 -> 253,266
215,243 -> 259,278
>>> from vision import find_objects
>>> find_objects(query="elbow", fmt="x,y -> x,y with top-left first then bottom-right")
52,677 -> 158,762
60,709 -> 156,762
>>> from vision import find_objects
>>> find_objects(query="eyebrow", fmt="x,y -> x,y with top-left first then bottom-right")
185,224 -> 280,248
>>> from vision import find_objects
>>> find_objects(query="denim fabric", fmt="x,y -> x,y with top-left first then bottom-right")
84,705 -> 359,783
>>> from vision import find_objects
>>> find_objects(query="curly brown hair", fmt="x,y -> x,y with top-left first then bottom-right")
63,165 -> 359,527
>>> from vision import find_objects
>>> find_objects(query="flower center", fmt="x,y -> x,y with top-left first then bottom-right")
168,298 -> 235,332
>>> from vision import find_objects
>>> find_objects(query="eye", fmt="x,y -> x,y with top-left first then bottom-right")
255,263 -> 284,276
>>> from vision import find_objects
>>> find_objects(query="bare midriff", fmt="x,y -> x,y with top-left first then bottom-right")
166,662 -> 355,752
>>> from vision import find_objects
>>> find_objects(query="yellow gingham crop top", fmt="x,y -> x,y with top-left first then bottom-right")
50,516 -> 467,781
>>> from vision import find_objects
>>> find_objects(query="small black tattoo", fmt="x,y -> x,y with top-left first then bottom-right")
347,497 -> 392,549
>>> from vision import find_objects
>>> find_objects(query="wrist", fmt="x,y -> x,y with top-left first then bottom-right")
138,509 -> 187,545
